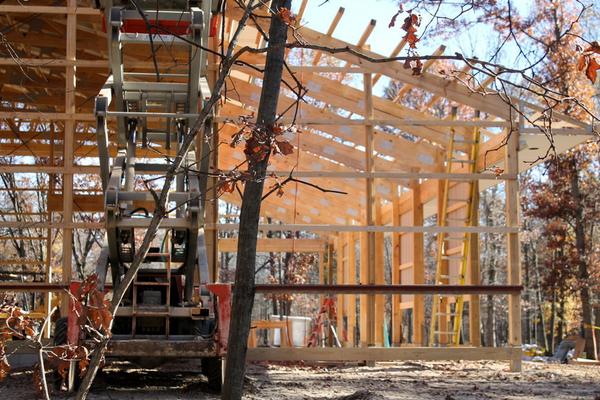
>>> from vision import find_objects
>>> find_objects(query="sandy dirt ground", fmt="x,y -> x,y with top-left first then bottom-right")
1,360 -> 599,399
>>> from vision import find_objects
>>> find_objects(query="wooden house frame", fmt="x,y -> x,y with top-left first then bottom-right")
0,0 -> 594,371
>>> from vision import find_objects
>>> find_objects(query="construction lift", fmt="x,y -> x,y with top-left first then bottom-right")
59,0 -> 231,391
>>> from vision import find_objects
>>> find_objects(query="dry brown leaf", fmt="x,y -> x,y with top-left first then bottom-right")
278,7 -> 296,25
585,57 -> 600,83
274,140 -> 294,155
577,55 -> 587,71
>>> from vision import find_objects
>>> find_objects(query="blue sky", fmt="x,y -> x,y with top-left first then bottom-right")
290,0 -> 544,96
292,0 -> 536,69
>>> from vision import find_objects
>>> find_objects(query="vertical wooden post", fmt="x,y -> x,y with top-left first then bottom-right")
45,123 -> 56,338
61,1 -> 76,315
411,180 -> 424,345
363,73 -> 376,347
345,232 -> 356,347
391,183 -> 401,346
327,241 -> 335,347
375,198 -> 385,346
506,110 -> 522,372
469,182 -> 481,346
336,235 -> 345,344
359,231 -> 368,347
318,250 -> 325,284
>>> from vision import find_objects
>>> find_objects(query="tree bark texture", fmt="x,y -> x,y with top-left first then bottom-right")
222,2 -> 290,399
570,158 -> 595,359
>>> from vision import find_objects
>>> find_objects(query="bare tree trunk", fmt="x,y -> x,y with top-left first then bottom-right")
482,191 -> 496,347
548,288 -> 556,355
523,238 -> 531,344
222,2 -> 290,399
557,293 -> 565,343
570,158 -> 595,358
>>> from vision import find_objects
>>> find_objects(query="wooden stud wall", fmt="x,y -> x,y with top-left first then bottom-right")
3,0 -> 590,368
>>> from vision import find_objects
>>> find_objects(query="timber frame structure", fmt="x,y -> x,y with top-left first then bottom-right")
0,0 -> 594,372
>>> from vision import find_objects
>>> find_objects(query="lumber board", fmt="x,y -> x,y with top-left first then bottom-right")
246,346 -> 521,361
218,238 -> 326,253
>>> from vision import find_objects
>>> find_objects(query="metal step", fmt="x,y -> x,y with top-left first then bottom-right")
117,191 -> 189,202
133,310 -> 170,317
116,218 -> 189,229
134,281 -> 170,286
120,33 -> 193,45
124,91 -> 189,102
146,131 -> 178,142
124,72 -> 188,78
123,81 -> 188,92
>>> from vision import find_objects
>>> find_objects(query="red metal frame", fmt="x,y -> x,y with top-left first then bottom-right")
67,281 -> 232,357
67,281 -> 82,346
206,283 -> 231,356
254,284 -> 522,295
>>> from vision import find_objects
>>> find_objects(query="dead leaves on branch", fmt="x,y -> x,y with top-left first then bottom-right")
0,345 -> 9,381
76,274 -> 113,335
401,13 -> 421,49
230,114 -> 299,163
577,41 -> 600,84
0,303 -> 39,386
47,344 -> 91,380
389,7 -> 421,49
223,115 -> 300,198
278,7 -> 296,26
390,6 -> 423,75
0,273 -> 111,394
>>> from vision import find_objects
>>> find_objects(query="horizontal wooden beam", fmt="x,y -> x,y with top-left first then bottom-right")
235,170 -> 517,181
0,282 -> 68,292
216,115 -> 512,128
210,223 -> 519,234
0,221 -> 103,229
0,165 -> 99,174
0,58 -> 108,68
254,284 -> 522,294
246,346 -> 521,361
228,64 -> 369,73
0,5 -> 101,15
218,238 -> 326,253
0,112 -> 94,121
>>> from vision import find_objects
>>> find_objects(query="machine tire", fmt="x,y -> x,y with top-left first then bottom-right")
201,357 -> 222,392
53,317 -> 68,346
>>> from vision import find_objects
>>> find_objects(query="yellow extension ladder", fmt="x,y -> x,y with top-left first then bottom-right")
429,108 -> 481,346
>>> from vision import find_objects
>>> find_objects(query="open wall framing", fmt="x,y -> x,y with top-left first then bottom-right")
0,0 -> 594,371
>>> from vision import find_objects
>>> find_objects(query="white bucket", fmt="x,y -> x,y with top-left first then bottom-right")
269,315 -> 312,347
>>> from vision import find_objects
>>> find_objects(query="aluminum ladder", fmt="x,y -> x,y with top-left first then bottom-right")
429,108 -> 481,346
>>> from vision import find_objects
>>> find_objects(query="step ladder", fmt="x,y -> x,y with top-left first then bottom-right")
93,3 -> 213,303
131,250 -> 172,337
429,107 -> 481,346
307,297 -> 340,347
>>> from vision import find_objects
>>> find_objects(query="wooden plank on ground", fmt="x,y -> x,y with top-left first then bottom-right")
246,346 -> 520,361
